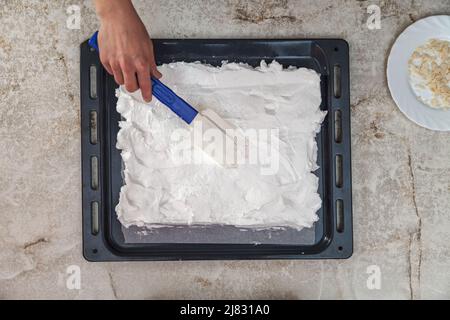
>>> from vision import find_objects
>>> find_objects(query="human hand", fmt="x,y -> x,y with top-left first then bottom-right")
94,0 -> 161,102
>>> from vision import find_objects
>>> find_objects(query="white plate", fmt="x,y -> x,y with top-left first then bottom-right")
387,15 -> 450,131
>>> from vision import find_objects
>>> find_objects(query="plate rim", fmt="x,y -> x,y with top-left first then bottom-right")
387,14 -> 450,131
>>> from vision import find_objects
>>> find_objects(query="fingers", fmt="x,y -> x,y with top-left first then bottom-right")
104,54 -> 160,103
120,59 -> 139,93
151,66 -> 162,79
150,61 -> 162,79
101,59 -> 114,75
148,44 -> 162,79
136,62 -> 152,102
111,62 -> 125,86
98,34 -> 112,75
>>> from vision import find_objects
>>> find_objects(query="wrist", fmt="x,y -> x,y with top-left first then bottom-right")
94,0 -> 136,21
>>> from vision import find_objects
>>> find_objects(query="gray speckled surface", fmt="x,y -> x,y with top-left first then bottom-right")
0,0 -> 449,299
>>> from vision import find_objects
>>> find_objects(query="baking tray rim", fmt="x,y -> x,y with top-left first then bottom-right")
80,38 -> 353,261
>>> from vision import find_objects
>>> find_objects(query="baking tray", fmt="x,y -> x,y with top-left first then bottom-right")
81,38 -> 352,261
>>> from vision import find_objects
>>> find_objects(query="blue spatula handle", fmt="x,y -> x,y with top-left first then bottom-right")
149,78 -> 199,124
88,31 -> 100,51
88,31 -> 198,124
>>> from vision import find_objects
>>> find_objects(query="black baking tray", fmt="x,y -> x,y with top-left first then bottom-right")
81,38 -> 352,261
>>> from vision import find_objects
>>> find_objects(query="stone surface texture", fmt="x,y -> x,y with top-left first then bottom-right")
0,0 -> 449,299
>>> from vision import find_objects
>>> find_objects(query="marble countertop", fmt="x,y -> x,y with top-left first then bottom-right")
0,0 -> 449,299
